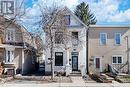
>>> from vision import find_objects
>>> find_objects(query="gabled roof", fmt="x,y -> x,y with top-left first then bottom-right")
63,7 -> 88,28
1,15 -> 31,36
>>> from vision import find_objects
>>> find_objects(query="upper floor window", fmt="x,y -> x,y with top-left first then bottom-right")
6,29 -> 15,42
72,32 -> 78,46
5,50 -> 14,63
55,32 -> 63,44
100,33 -> 107,45
115,33 -> 121,45
64,15 -> 70,25
112,55 -> 123,64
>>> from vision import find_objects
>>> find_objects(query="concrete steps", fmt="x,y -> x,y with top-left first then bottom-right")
101,73 -> 115,83
70,71 -> 81,76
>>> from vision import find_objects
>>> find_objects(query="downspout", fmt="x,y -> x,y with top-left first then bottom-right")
126,36 -> 130,73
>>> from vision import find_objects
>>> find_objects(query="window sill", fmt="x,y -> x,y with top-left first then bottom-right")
114,44 -> 121,46
99,44 -> 107,46
55,65 -> 63,66
6,40 -> 15,42
112,63 -> 123,64
4,62 -> 15,65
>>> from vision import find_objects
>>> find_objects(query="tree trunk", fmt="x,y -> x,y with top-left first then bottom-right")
50,35 -> 54,80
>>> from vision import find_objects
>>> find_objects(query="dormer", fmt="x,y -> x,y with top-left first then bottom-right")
63,7 -> 86,27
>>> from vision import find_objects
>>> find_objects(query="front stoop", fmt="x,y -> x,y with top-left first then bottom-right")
83,75 -> 97,83
70,71 -> 81,76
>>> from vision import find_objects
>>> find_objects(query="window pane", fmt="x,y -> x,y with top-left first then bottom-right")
8,32 -> 10,40
7,30 -> 15,41
11,31 -> 14,41
113,57 -> 117,63
64,15 -> 70,25
55,52 -> 63,66
55,32 -> 63,44
118,57 -> 122,63
100,33 -> 107,45
8,51 -> 10,62
72,32 -> 78,46
115,33 -> 121,45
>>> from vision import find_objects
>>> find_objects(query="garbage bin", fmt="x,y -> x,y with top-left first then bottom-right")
80,65 -> 86,77
65,64 -> 71,76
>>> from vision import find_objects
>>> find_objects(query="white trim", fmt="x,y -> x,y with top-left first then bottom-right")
0,44 -> 23,48
90,25 -> 130,28
114,33 -> 121,45
5,47 -> 15,63
100,33 -> 107,45
94,56 -> 102,72
5,50 -> 14,63
112,55 -> 123,64
22,49 -> 24,74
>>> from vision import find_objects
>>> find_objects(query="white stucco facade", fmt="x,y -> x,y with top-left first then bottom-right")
45,8 -> 87,75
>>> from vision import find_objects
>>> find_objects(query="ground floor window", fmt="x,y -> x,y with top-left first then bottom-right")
5,50 -> 14,63
55,52 -> 63,66
112,55 -> 123,64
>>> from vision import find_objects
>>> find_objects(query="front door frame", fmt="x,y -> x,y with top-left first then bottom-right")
72,55 -> 78,71
94,57 -> 102,72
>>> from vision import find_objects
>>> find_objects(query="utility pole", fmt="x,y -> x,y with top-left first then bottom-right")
86,26 -> 89,74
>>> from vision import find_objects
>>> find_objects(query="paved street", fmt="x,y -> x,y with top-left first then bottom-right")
0,82 -> 130,87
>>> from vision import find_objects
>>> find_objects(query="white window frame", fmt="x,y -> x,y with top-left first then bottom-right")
115,33 -> 121,45
5,48 -> 15,64
112,55 -> 123,64
6,29 -> 15,42
100,33 -> 107,45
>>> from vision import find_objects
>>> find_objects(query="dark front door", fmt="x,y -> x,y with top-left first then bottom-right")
72,56 -> 78,71
95,58 -> 100,69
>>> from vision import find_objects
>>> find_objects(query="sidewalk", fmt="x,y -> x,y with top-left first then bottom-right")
71,76 -> 85,84
1,75 -> 130,87
1,83 -> 130,87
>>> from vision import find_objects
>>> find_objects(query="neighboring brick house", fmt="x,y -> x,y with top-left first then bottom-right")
0,16 -> 37,75
88,25 -> 130,74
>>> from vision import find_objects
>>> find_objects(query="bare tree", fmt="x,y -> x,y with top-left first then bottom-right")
36,0 -> 85,79
40,7 -> 68,79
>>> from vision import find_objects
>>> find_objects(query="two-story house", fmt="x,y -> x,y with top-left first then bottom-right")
45,7 -> 87,75
45,7 -> 130,76
88,25 -> 130,74
0,16 -> 37,75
